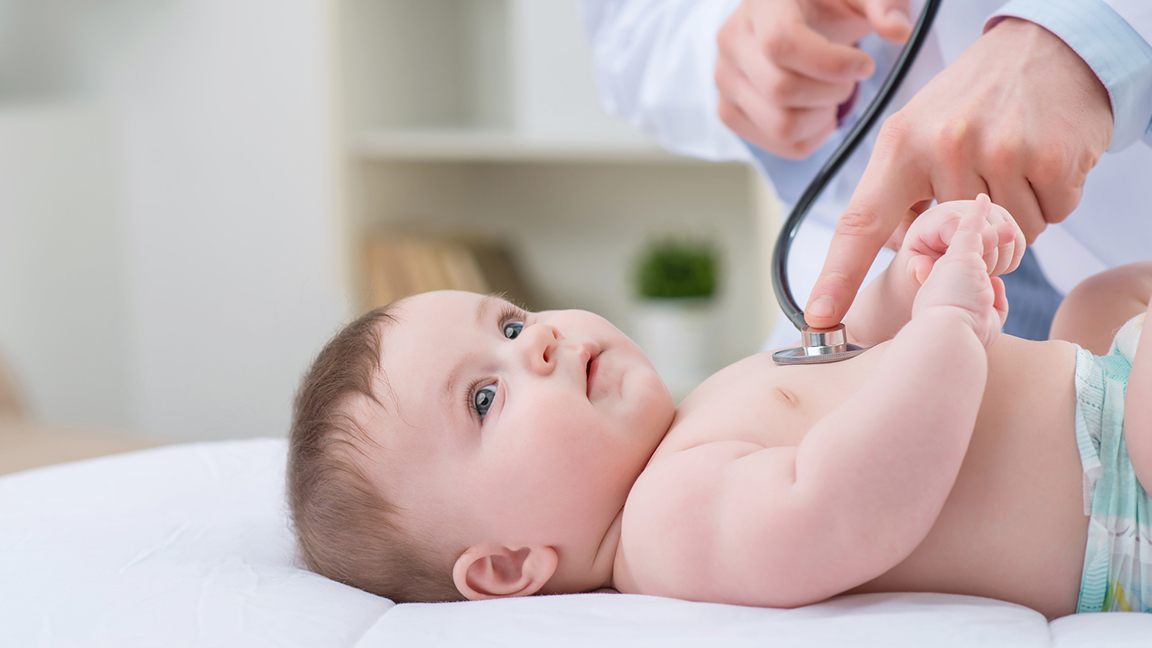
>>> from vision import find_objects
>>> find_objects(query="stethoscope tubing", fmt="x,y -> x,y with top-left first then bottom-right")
771,0 -> 944,332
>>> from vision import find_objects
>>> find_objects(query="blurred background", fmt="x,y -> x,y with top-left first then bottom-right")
0,0 -> 779,472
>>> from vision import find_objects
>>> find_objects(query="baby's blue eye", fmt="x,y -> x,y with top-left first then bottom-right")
474,384 -> 497,418
503,321 -> 523,339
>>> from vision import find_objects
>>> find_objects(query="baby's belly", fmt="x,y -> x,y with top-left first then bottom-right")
847,338 -> 1088,619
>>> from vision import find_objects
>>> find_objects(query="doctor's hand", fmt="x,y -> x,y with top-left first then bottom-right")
805,17 -> 1113,329
716,0 -> 914,159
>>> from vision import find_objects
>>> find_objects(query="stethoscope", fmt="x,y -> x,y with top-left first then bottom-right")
771,0 -> 942,365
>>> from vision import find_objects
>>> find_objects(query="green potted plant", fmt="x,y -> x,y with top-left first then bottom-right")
636,239 -> 717,300
632,238 -> 720,400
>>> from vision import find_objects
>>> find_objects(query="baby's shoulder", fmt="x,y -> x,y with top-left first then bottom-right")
616,438 -> 772,594
617,432 -> 806,599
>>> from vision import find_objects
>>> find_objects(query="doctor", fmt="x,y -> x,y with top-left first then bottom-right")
582,0 -> 1152,341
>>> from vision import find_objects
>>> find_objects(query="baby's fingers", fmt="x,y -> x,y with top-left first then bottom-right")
971,194 -> 1002,272
947,196 -> 992,258
993,221 -> 1022,276
991,276 -> 1009,326
980,223 -> 1003,274
1000,219 -> 1025,274
907,254 -> 934,286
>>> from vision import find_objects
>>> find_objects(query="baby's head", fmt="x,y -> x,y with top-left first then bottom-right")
289,290 -> 676,602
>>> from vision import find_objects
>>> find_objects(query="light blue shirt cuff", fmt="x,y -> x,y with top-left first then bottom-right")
988,0 -> 1152,152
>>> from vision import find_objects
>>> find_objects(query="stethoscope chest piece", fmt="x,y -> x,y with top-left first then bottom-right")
771,323 -> 874,365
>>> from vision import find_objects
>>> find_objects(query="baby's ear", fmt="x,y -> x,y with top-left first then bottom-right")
452,543 -> 558,600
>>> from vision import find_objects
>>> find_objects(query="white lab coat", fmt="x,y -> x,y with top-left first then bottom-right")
583,0 -> 1152,309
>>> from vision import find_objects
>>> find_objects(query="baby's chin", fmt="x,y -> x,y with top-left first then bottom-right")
635,372 -> 677,443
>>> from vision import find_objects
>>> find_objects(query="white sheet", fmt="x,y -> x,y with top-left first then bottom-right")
2,439 -> 1150,647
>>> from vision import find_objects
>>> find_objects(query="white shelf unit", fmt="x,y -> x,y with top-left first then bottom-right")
336,0 -> 779,369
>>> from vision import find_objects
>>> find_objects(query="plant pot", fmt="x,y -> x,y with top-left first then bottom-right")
632,298 -> 717,400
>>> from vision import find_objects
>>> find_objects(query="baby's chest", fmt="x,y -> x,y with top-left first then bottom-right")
659,353 -> 870,454
663,387 -> 806,453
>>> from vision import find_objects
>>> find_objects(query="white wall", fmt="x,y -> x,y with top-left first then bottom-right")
0,0 -> 348,440
509,0 -> 645,140
0,105 -> 132,428
113,1 -> 346,440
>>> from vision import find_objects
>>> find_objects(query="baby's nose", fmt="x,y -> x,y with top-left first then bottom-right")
523,323 -> 561,374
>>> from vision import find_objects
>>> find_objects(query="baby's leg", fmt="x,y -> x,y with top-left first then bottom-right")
1127,279 -> 1152,492
1061,263 -> 1152,492
1049,261 -> 1152,355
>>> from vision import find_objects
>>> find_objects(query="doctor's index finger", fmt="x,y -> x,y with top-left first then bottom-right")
804,205 -> 891,328
806,152 -> 926,328
751,2 -> 874,83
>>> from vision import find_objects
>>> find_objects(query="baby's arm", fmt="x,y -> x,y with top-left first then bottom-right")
624,207 -> 1007,607
843,195 -> 1023,344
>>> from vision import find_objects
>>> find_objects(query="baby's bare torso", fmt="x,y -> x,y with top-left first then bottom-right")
619,335 -> 1088,619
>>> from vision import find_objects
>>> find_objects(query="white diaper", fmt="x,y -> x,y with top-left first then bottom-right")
1110,312 -> 1145,360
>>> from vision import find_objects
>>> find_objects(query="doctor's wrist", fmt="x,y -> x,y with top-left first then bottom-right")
987,0 -> 1150,150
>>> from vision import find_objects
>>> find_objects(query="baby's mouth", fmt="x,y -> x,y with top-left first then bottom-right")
586,354 -> 598,398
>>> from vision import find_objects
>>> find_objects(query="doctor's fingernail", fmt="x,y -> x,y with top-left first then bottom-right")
808,296 -> 834,319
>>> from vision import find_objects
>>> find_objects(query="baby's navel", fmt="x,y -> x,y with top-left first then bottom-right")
772,387 -> 798,408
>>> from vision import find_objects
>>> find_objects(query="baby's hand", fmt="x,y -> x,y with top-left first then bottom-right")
911,195 -> 1009,349
900,195 -> 1025,288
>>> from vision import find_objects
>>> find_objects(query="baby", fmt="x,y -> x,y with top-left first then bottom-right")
288,195 -> 1151,619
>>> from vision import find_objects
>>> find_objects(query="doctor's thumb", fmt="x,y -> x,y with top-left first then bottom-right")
860,0 -> 913,44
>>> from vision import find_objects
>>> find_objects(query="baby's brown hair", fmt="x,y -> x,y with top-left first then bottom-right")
287,302 -> 464,603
